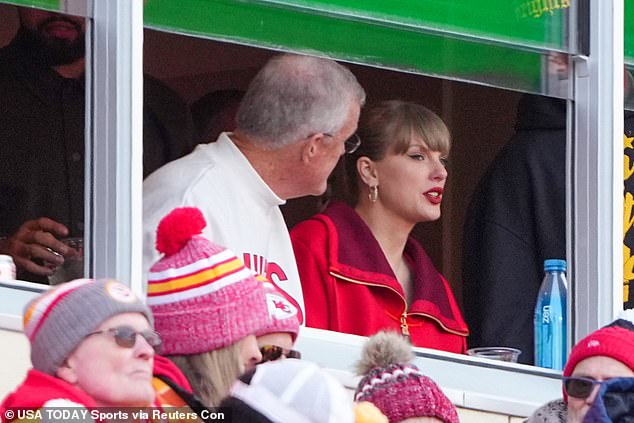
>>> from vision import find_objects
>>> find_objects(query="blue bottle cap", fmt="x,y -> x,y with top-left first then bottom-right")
544,259 -> 567,272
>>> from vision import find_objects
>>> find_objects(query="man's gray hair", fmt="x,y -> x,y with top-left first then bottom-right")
236,54 -> 366,149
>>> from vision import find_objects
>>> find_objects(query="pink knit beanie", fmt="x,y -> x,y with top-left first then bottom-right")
255,281 -> 301,342
354,331 -> 459,423
147,207 -> 270,355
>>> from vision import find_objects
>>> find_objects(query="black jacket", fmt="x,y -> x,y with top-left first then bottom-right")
462,94 -> 568,364
463,94 -> 634,364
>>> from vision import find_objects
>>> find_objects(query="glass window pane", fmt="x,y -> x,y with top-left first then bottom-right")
145,0 -> 572,53
145,0 -> 572,98
0,4 -> 87,285
143,29 -> 571,369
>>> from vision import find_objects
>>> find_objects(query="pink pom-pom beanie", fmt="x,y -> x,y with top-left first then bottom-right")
147,207 -> 270,355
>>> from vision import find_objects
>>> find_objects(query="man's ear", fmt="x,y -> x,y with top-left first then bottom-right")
301,133 -> 324,163
356,156 -> 378,186
56,357 -> 78,385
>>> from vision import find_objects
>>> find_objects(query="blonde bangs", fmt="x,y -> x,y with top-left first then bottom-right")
390,107 -> 450,156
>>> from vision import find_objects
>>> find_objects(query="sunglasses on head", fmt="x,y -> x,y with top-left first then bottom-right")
258,345 -> 302,364
85,325 -> 162,353
563,376 -> 608,399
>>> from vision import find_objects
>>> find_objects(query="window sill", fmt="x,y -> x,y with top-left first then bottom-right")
0,278 -> 49,331
295,326 -> 561,417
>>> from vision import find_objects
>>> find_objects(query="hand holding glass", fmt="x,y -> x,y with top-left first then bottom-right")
48,237 -> 84,285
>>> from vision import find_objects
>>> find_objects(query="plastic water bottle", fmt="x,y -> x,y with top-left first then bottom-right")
534,259 -> 567,370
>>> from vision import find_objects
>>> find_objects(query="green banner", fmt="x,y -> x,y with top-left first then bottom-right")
261,0 -> 570,50
2,0 -> 60,10
626,0 -> 634,63
145,0 -> 551,95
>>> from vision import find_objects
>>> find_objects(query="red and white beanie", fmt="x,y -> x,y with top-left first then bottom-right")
562,310 -> 634,401
255,280 -> 302,342
147,207 -> 271,355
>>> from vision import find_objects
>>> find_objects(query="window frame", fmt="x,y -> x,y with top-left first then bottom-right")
0,0 -> 627,416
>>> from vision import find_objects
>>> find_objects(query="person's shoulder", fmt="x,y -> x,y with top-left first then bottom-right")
291,212 -> 330,235
144,146 -> 217,187
1,369 -> 96,409
291,210 -> 333,244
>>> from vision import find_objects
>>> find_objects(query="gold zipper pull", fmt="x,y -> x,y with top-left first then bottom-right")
400,314 -> 411,343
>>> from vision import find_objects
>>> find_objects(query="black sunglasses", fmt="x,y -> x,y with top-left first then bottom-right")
563,376 -> 607,399
85,325 -> 162,353
258,345 -> 302,364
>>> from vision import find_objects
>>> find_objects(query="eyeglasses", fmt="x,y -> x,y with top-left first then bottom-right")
563,376 -> 608,399
344,133 -> 361,154
258,345 -> 302,364
323,133 -> 362,154
85,325 -> 162,353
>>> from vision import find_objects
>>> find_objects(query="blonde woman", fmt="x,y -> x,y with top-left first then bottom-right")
147,207 -> 270,406
291,100 -> 468,353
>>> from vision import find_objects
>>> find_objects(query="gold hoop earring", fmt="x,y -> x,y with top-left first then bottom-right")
369,185 -> 378,203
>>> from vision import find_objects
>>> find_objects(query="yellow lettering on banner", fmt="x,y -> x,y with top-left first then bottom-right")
625,246 -> 634,280
625,156 -> 634,181
517,0 -> 570,19
530,0 -> 542,18
624,192 -> 634,236
625,245 -> 633,303
542,0 -> 554,16
625,133 -> 634,304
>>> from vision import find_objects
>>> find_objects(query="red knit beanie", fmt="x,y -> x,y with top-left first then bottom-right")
562,311 -> 634,402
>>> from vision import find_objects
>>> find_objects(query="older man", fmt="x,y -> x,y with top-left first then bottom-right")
143,54 -> 366,311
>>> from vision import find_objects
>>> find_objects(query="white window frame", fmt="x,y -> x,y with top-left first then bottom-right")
0,0 -> 626,417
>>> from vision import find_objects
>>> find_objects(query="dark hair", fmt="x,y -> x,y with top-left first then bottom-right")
344,100 -> 450,204
191,89 -> 244,142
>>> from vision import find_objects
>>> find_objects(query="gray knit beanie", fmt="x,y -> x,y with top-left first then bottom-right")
23,278 -> 153,375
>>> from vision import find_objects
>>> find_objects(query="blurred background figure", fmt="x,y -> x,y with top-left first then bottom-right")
354,331 -> 459,423
464,87 -> 634,365
191,88 -> 244,143
462,94 -> 567,365
0,6 -> 196,282
291,100 -> 468,353
147,207 -> 271,406
220,359 -> 356,423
